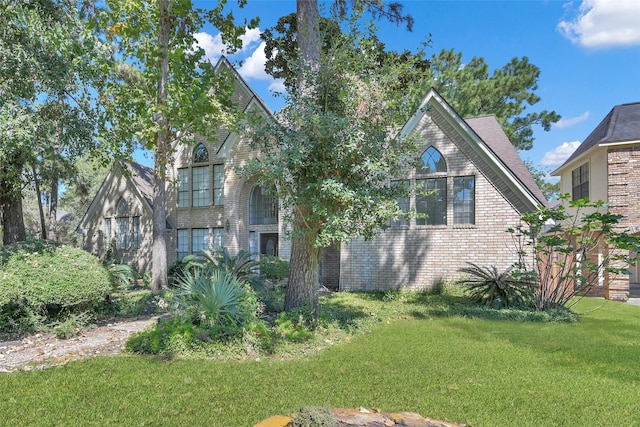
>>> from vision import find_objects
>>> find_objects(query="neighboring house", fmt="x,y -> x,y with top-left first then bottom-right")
552,102 -> 640,301
79,58 -> 547,291
77,161 -> 154,273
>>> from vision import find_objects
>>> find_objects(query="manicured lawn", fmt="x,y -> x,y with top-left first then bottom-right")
1,297 -> 639,426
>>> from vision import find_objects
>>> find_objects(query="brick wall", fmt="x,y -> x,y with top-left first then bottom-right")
604,146 -> 640,300
339,110 -> 527,291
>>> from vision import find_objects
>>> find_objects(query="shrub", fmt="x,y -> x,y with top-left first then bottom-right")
0,240 -> 112,333
274,308 -> 315,342
259,255 -> 289,280
458,263 -> 534,308
292,407 -> 337,427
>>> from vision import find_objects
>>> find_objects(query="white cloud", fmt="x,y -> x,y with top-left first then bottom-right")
558,0 -> 640,48
554,111 -> 590,129
238,41 -> 271,80
193,32 -> 225,63
194,28 -> 263,63
540,141 -> 582,167
268,79 -> 286,94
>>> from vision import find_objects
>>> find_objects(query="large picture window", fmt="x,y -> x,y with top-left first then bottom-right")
250,186 -> 278,225
454,176 -> 475,225
572,162 -> 589,201
416,178 -> 447,225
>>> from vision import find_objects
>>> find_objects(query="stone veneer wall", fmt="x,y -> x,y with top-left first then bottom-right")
339,110 -> 527,291
605,146 -> 640,301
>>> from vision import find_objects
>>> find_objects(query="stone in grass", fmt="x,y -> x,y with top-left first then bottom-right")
253,407 -> 465,427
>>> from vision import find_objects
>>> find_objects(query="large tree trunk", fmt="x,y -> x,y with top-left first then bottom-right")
150,0 -> 171,293
296,0 -> 320,95
0,192 -> 27,245
284,213 -> 321,316
283,1 -> 323,314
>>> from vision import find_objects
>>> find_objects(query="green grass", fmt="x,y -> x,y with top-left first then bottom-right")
1,296 -> 639,426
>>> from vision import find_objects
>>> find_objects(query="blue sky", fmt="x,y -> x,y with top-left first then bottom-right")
177,0 -> 640,181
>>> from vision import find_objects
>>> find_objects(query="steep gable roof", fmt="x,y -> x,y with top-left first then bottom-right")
555,102 -> 640,172
77,161 -> 155,233
401,88 -> 547,211
465,115 -> 548,206
127,161 -> 155,206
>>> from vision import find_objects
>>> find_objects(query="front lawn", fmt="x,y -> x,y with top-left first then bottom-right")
1,296 -> 638,426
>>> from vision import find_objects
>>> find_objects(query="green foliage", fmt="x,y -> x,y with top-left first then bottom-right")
0,240 -> 112,334
425,49 -> 560,151
509,194 -> 640,310
458,263 -> 534,308
175,268 -> 251,328
292,407 -> 337,427
107,263 -> 138,289
260,255 -> 290,280
274,309 -> 315,342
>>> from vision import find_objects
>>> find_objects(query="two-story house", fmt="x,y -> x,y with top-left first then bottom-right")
78,58 -> 547,292
552,102 -> 640,300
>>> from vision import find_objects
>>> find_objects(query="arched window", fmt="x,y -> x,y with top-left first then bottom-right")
416,147 -> 447,226
116,198 -> 128,216
250,186 -> 278,225
193,143 -> 209,163
417,146 -> 447,174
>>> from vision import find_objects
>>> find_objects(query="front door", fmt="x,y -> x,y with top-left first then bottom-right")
260,233 -> 278,257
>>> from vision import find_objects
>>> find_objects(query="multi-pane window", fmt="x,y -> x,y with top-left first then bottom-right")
178,168 -> 189,208
193,143 -> 209,163
116,217 -> 129,249
192,166 -> 210,207
192,228 -> 209,254
390,180 -> 410,227
177,229 -> 188,260
213,164 -> 224,206
250,186 -> 278,225
418,146 -> 447,174
105,218 -> 112,240
454,176 -> 475,225
416,178 -> 447,225
212,227 -> 224,252
115,199 -> 130,249
132,216 -> 141,248
571,162 -> 589,201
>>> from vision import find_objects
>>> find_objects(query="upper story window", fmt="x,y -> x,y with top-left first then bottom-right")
193,143 -> 209,163
250,186 -> 278,225
117,198 -> 128,216
417,146 -> 447,174
571,162 -> 589,201
416,146 -> 447,226
177,143 -> 224,208
390,145 -> 476,228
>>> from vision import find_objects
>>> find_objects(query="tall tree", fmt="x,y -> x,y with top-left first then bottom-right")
97,0 -> 256,292
286,1 -> 413,313
249,4 -> 420,314
0,0 -> 101,244
426,49 -> 560,151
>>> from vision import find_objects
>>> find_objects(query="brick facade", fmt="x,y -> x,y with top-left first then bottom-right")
339,109 -> 526,291
605,147 -> 640,300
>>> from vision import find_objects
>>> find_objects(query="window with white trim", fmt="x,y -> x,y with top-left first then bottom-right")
178,168 -> 189,208
192,166 -> 210,207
